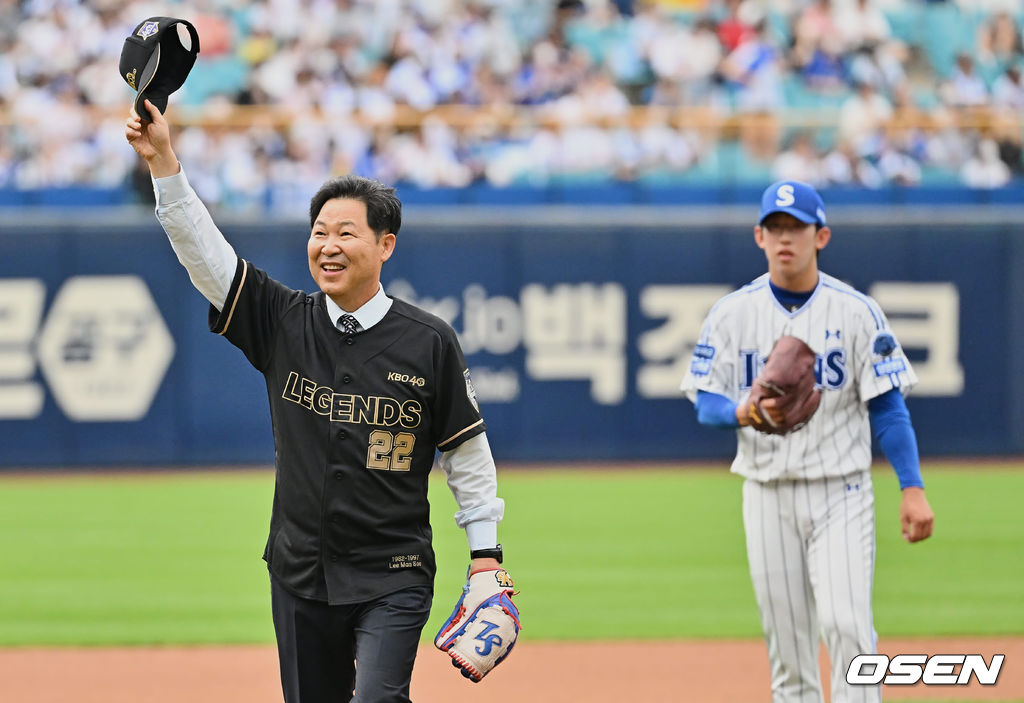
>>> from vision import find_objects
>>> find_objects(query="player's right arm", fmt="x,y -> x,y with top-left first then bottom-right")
125,99 -> 236,309
681,299 -> 738,408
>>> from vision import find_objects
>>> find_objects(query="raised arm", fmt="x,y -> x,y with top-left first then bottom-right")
125,99 -> 237,309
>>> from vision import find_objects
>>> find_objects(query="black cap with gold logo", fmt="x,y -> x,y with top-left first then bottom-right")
119,17 -> 200,122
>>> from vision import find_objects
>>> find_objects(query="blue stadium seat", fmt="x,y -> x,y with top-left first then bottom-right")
181,56 -> 248,105
918,164 -> 961,186
884,5 -> 923,45
921,4 -> 978,79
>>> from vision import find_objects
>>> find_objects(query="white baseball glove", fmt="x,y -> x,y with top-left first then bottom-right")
433,567 -> 520,682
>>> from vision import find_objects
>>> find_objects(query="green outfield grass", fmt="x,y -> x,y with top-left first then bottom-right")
0,463 -> 1021,646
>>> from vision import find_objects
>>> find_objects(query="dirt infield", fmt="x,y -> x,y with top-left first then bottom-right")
1,637 -> 1020,703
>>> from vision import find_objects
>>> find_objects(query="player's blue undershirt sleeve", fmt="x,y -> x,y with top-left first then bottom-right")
695,390 -> 740,429
868,388 -> 924,490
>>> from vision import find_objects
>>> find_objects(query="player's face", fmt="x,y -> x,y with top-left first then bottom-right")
754,213 -> 830,291
308,198 -> 396,311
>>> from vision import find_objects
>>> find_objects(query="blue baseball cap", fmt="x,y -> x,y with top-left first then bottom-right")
759,180 -> 827,226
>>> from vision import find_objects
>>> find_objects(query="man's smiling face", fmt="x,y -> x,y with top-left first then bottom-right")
307,197 -> 395,311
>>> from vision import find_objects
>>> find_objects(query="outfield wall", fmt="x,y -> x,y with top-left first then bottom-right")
2,208 -> 1022,466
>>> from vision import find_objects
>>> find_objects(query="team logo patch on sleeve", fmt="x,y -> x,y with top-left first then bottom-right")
464,369 -> 479,412
689,344 -> 716,377
873,332 -> 897,357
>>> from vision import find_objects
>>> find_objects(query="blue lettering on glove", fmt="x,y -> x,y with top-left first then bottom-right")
474,620 -> 503,656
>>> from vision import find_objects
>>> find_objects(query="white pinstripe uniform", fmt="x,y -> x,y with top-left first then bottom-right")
681,271 -> 917,703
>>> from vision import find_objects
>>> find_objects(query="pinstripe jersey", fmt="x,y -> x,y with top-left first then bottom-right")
681,271 -> 917,482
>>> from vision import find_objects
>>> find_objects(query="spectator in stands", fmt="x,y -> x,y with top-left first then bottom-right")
822,139 -> 884,188
515,38 -> 591,106
991,111 -> 1024,175
789,0 -> 850,94
940,53 -> 989,107
961,137 -> 1012,188
991,63 -> 1024,109
838,78 -> 894,156
354,62 -> 398,123
887,82 -> 930,162
1,0 -> 1021,206
552,121 -> 620,179
644,13 -> 723,105
386,46 -> 439,110
976,10 -> 1022,80
719,13 -> 785,160
545,68 -> 631,125
388,119 -> 474,188
553,0 -> 587,40
847,38 -> 910,98
771,130 -> 824,184
635,120 -> 700,175
645,76 -> 685,106
683,17 -> 727,104
794,41 -> 848,94
834,0 -> 892,53
716,0 -> 758,54
791,0 -> 839,61
877,143 -> 922,186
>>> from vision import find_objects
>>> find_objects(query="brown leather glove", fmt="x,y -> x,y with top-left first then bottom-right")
745,335 -> 822,435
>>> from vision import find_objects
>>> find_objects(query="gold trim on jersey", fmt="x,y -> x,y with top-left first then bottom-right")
438,419 -> 483,450
218,259 -> 248,335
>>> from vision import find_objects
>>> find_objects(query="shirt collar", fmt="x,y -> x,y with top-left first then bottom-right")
325,284 -> 393,331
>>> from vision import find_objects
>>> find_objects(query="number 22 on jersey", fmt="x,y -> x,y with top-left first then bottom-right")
366,430 -> 415,471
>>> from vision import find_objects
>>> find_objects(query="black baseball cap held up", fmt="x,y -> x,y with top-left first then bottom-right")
119,17 -> 200,121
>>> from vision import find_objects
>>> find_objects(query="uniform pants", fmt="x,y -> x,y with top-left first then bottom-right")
742,471 -> 881,703
270,573 -> 433,703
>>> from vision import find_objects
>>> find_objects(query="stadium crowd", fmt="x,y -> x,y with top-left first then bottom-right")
2,0 -> 1024,210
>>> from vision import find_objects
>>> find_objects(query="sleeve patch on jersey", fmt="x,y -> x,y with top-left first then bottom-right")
464,368 -> 479,412
689,344 -> 716,377
873,358 -> 906,377
872,332 -> 897,357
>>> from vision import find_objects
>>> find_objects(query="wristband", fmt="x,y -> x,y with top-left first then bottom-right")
470,544 -> 503,564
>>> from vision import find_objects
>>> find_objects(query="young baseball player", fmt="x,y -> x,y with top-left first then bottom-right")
126,100 -> 518,702
681,180 -> 935,703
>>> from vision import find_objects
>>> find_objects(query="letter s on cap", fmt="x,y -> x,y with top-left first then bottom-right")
775,184 -> 795,207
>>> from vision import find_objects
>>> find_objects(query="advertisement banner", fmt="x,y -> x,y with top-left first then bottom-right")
1,217 -> 1019,466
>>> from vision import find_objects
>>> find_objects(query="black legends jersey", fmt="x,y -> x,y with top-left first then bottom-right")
211,260 -> 486,604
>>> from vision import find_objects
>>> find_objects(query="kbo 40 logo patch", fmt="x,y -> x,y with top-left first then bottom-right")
847,653 -> 1005,686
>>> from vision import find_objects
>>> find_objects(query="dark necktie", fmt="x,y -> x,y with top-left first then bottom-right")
338,314 -> 360,335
